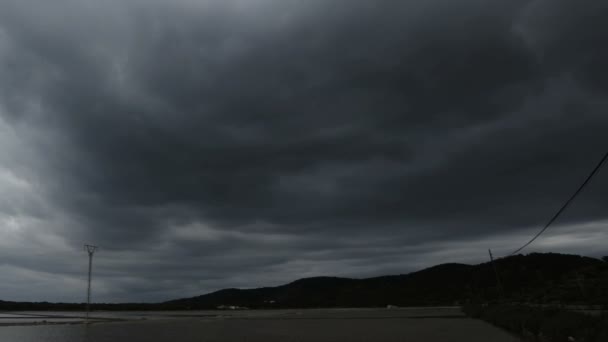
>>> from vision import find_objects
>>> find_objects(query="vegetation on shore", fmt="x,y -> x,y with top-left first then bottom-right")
463,303 -> 608,342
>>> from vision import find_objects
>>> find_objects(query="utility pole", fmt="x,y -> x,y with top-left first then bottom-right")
84,244 -> 98,323
488,249 -> 504,300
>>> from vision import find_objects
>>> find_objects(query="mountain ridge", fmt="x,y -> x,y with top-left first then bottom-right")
164,253 -> 607,309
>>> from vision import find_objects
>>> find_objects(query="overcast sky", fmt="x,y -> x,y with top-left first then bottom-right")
0,0 -> 607,303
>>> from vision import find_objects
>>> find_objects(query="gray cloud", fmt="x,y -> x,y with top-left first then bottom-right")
0,0 -> 607,302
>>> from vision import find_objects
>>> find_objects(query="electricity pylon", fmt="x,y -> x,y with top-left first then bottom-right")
84,244 -> 98,323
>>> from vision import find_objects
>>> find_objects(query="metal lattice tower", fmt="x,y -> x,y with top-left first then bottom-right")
84,244 -> 98,322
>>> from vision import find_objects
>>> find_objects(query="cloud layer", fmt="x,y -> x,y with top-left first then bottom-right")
1,0 -> 607,302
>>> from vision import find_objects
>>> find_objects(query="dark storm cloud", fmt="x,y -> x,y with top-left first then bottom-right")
0,0 -> 607,301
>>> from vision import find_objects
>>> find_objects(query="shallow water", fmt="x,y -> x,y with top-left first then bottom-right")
0,308 -> 519,342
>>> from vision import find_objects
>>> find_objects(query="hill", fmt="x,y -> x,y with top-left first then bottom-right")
164,253 -> 608,309
1,253 -> 606,311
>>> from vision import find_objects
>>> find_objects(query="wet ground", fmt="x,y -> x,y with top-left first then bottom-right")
0,307 -> 520,341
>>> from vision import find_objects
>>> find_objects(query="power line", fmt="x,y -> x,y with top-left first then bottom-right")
509,151 -> 608,256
